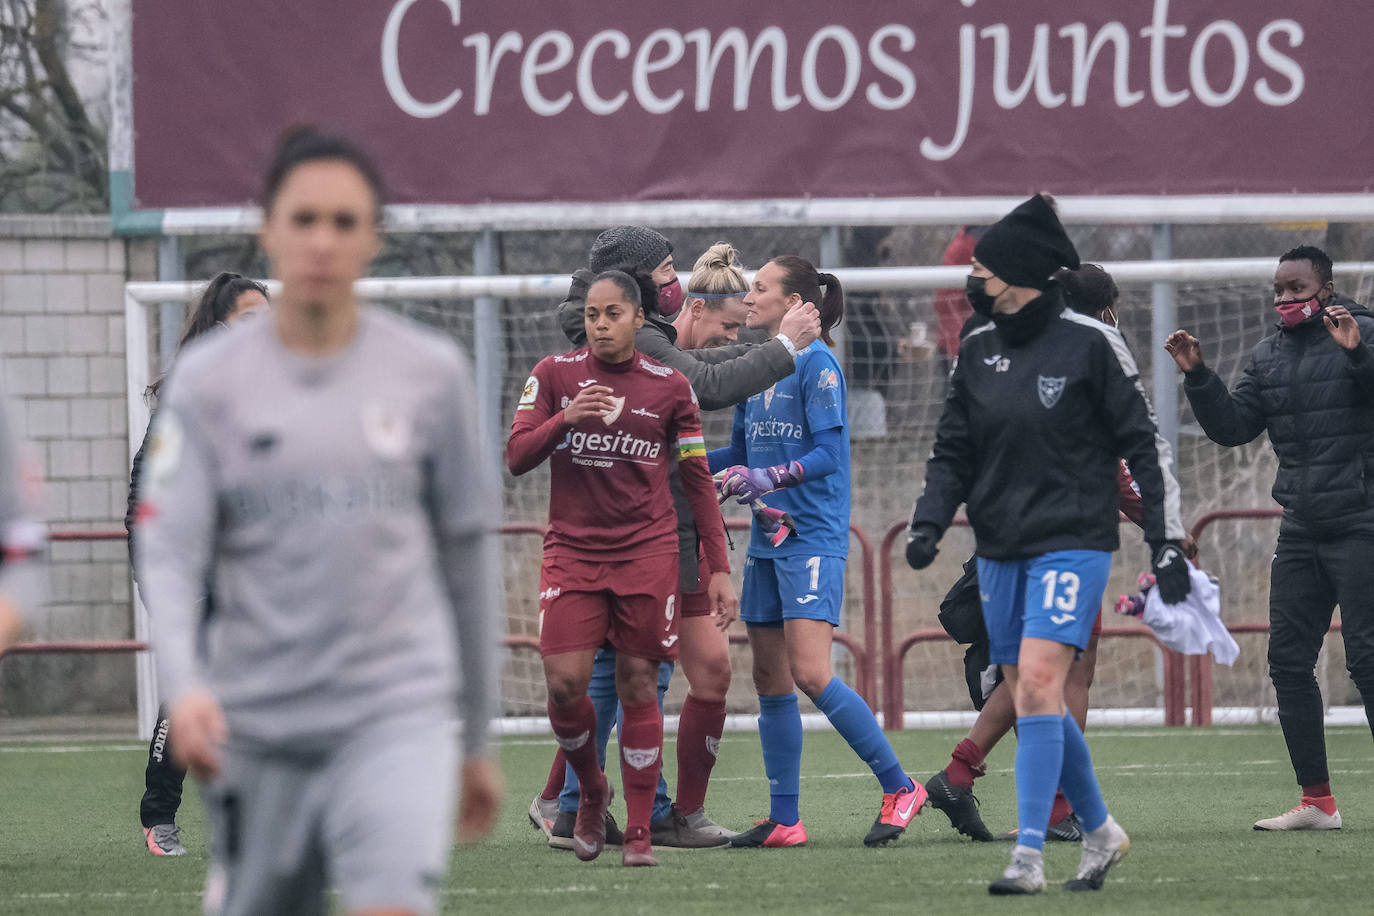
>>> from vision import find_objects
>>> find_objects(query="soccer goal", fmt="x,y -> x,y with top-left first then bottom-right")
123,259 -> 1374,737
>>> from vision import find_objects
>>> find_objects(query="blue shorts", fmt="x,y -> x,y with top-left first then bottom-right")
976,550 -> 1112,666
740,554 -> 845,628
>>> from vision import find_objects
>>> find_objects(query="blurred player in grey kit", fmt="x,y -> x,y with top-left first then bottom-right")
135,126 -> 503,916
0,395 -> 45,655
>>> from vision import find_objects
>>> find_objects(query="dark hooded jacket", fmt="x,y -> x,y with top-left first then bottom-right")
1182,294 -> 1374,538
557,269 -> 794,411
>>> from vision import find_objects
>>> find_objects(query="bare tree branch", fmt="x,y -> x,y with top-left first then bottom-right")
0,0 -> 106,213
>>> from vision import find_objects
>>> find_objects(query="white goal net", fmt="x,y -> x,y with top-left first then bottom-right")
125,256 -> 1374,729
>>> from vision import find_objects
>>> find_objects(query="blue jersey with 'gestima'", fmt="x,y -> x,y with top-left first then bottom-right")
718,342 -> 850,559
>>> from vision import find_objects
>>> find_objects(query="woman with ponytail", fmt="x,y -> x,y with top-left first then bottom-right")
711,256 -> 929,849
672,242 -> 751,350
127,270 -> 268,856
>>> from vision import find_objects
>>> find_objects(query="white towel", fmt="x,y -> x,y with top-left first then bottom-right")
1142,566 -> 1240,666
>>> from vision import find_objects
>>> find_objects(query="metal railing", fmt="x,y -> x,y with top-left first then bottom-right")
9,509 -> 1335,729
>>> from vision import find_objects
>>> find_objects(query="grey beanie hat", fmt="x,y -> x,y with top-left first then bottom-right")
588,225 -> 673,274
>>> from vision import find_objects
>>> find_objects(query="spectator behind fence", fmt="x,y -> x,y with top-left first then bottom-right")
931,225 -> 987,364
1166,245 -> 1374,833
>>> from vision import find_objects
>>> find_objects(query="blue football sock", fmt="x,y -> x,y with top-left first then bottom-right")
1014,714 -> 1064,852
758,692 -> 803,826
1058,712 -> 1109,833
814,678 -> 910,794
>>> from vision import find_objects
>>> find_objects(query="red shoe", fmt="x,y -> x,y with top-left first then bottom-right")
573,775 -> 610,861
864,780 -> 929,847
729,818 -> 808,848
621,826 -> 659,867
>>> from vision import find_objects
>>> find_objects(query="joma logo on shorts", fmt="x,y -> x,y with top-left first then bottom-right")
539,587 -> 561,601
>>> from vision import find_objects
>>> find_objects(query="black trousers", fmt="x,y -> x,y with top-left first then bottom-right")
139,703 -> 188,828
1267,532 -> 1374,788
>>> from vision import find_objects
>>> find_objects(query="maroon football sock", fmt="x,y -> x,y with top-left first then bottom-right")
946,738 -> 988,789
675,694 -> 727,816
547,696 -> 603,799
618,699 -> 665,834
1049,789 -> 1073,824
541,749 -> 567,801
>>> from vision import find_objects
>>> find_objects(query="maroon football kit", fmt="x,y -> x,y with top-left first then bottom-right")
508,347 -> 729,661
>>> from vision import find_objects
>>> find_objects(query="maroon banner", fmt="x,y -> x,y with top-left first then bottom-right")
129,0 -> 1373,210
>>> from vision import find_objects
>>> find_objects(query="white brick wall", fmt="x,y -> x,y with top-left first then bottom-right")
0,220 -> 144,716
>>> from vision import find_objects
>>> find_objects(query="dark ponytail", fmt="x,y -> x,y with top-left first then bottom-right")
178,272 -> 268,348
148,271 -> 268,400
770,256 -> 845,345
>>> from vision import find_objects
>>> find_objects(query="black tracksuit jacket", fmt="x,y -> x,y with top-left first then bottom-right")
1182,294 -> 1374,539
911,287 -> 1185,560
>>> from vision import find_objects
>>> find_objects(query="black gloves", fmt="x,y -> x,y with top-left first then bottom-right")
906,524 -> 941,570
1150,541 -> 1192,604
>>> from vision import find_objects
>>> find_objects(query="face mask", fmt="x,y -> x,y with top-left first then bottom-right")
1275,294 -> 1323,328
657,277 -> 684,316
966,275 -> 996,317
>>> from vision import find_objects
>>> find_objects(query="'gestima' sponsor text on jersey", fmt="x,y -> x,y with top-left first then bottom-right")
731,342 -> 849,558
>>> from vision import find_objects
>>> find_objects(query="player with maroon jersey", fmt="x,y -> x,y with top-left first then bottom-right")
507,269 -> 736,867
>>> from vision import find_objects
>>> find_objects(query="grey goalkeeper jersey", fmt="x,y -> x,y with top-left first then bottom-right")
136,308 -> 500,755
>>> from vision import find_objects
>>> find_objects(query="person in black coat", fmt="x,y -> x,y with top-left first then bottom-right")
1167,245 -> 1374,832
907,194 -> 1191,894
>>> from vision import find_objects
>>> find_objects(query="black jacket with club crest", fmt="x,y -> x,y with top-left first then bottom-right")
911,285 -> 1186,560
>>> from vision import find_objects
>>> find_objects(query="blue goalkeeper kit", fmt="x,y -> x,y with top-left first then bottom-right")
711,342 -> 851,560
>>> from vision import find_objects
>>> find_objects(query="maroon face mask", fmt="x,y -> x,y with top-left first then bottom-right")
657,277 -> 684,316
1275,294 -> 1323,328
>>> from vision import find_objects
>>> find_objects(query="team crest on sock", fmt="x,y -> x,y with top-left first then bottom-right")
555,730 -> 589,751
705,736 -> 720,758
622,746 -> 660,770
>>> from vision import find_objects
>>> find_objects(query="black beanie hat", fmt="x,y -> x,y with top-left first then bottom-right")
973,195 -> 1080,290
588,225 -> 673,274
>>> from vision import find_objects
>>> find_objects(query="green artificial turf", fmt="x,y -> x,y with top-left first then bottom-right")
1,725 -> 1371,914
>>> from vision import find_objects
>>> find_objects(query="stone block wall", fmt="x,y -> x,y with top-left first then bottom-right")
0,216 -> 154,715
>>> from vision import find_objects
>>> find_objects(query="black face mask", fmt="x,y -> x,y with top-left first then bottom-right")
966,276 -> 996,317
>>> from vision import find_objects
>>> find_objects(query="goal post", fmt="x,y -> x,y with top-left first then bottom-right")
124,258 -> 1374,736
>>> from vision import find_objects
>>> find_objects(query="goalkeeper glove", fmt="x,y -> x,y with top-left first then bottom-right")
717,461 -> 803,505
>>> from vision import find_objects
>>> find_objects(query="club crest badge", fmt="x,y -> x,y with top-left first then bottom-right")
1037,375 -> 1066,409
361,400 -> 412,459
602,395 -> 626,425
